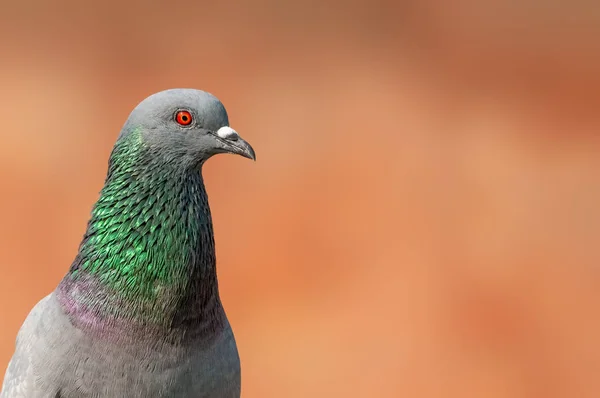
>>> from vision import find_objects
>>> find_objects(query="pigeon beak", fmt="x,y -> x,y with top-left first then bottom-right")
215,126 -> 256,161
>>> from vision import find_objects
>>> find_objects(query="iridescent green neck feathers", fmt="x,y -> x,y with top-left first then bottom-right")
57,129 -> 223,337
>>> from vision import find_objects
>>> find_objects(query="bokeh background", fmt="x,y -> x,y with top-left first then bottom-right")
1,1 -> 599,397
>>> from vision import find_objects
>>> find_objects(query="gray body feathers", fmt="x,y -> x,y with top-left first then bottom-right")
1,294 -> 240,397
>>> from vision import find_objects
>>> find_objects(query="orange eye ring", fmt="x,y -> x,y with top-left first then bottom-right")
175,110 -> 193,126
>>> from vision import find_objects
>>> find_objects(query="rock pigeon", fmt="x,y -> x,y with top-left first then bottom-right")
0,89 -> 255,398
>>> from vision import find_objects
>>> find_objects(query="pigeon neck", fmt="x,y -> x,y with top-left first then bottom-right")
57,134 -> 225,342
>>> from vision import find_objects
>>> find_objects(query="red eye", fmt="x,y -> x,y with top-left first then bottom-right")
175,110 -> 193,126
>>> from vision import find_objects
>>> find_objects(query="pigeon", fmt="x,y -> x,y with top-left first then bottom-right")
0,89 -> 255,398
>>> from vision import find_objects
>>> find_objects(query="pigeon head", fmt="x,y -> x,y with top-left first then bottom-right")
118,88 -> 255,167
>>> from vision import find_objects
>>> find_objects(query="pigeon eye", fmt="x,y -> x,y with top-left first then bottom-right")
175,110 -> 193,126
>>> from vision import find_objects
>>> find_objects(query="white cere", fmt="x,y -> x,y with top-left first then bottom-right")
216,126 -> 240,141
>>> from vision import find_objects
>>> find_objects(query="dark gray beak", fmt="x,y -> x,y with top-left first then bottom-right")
214,126 -> 256,161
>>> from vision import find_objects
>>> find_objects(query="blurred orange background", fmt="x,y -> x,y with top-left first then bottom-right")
1,1 -> 599,397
